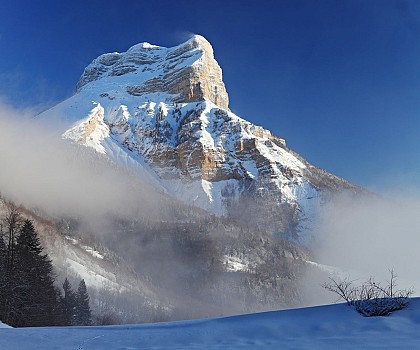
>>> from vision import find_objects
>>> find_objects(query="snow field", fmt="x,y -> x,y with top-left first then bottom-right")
2,299 -> 420,349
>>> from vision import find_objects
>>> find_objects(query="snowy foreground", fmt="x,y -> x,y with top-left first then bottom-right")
2,299 -> 420,349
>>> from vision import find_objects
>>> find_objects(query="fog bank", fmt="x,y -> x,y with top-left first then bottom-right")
0,100 -> 161,226
314,192 -> 420,294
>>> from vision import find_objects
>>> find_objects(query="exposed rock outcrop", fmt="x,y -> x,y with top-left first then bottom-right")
77,35 -> 229,110
42,35 -> 361,241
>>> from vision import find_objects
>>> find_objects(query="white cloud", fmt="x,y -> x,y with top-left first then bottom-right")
0,100 -> 162,226
314,192 -> 420,293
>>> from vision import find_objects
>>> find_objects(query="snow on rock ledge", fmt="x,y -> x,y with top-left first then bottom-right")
39,34 -> 360,241
76,35 -> 229,110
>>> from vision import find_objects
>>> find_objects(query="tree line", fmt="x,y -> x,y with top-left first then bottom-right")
0,203 -> 92,327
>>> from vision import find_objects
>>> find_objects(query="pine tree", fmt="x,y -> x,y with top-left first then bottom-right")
75,279 -> 92,326
13,219 -> 62,326
62,278 -> 76,325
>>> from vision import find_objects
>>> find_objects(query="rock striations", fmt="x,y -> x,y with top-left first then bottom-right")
76,35 -> 229,110
41,34 -> 359,242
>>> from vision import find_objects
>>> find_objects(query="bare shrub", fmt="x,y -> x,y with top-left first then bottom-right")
322,270 -> 414,317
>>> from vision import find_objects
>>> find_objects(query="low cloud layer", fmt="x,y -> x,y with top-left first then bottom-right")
3,99 -> 420,308
0,100 -> 161,226
313,192 -> 420,294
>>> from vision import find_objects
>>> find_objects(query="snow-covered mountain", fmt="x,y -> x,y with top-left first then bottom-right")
20,35 -> 367,322
39,34 -> 359,242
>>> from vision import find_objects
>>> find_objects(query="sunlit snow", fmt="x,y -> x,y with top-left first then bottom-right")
2,299 -> 420,349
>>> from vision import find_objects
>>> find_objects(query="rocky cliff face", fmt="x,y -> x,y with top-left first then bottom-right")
76,35 -> 229,110
41,35 -> 359,243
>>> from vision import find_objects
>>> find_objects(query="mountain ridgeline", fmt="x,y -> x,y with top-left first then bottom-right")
41,34 -> 359,242
2,35 -> 362,324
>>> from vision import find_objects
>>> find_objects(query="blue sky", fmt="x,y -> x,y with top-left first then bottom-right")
1,0 -> 420,191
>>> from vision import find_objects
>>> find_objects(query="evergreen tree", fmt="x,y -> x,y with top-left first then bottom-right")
75,279 -> 92,326
62,278 -> 76,325
13,219 -> 62,326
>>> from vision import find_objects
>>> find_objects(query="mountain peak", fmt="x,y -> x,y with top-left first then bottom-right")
76,35 -> 229,110
40,34 -> 360,244
182,34 -> 214,54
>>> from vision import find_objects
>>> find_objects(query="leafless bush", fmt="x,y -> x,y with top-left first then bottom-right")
322,270 -> 414,316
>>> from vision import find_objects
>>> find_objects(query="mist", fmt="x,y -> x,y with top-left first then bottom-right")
312,191 -> 420,297
0,100 -> 162,228
4,99 -> 420,316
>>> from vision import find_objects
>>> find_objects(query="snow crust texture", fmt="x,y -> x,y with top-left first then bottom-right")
1,299 -> 420,349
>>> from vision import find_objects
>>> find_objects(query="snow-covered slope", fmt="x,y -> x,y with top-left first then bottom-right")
39,34 -> 359,242
0,200 -> 168,322
1,299 -> 420,349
